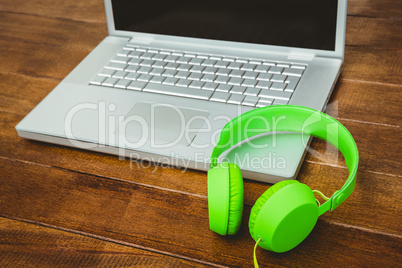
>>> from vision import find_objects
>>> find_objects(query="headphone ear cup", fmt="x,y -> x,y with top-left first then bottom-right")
208,162 -> 243,235
227,163 -> 243,235
249,181 -> 318,253
249,180 -> 299,240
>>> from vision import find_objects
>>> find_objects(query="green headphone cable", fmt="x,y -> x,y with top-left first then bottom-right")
253,237 -> 262,268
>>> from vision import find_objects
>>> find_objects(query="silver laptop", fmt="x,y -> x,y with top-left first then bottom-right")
16,0 -> 347,183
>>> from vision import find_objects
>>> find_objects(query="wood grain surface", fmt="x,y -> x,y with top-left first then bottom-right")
1,0 -> 401,267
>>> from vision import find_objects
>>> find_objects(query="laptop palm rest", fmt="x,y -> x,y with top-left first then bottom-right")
122,102 -> 209,147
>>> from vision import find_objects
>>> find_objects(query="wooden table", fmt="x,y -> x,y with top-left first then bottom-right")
1,0 -> 401,267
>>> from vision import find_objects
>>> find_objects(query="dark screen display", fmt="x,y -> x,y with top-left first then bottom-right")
111,0 -> 338,51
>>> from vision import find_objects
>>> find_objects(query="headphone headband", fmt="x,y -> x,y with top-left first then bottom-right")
209,105 -> 358,214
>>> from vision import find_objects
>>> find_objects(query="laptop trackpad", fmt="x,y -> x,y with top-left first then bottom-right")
122,102 -> 209,147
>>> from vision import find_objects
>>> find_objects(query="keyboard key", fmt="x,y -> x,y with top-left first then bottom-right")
137,74 -> 152,82
242,79 -> 257,87
152,54 -> 167,61
242,95 -> 259,107
150,68 -> 164,76
111,56 -> 128,64
230,86 -> 246,94
125,65 -> 140,72
229,70 -> 245,77
216,68 -> 231,76
210,92 -> 230,102
255,65 -> 270,73
270,82 -> 287,91
137,66 -> 152,74
236,58 -> 249,63
216,84 -> 232,92
152,61 -> 167,68
228,62 -> 243,70
276,62 -> 290,68
104,62 -> 126,71
189,81 -> 205,89
203,67 -> 218,74
165,62 -> 180,70
285,76 -> 300,92
177,57 -> 191,64
243,71 -> 258,79
98,69 -> 115,77
291,64 -> 306,69
162,70 -> 177,77
163,77 -> 179,85
175,71 -> 190,79
189,58 -> 204,65
165,55 -> 180,62
228,77 -> 244,86
202,59 -> 217,67
90,76 -> 105,85
191,65 -> 205,73
127,81 -> 147,91
128,58 -> 142,65
128,51 -> 143,58
202,82 -> 218,91
255,81 -> 272,89
176,79 -> 191,87
201,74 -> 216,82
149,76 -> 165,84
125,72 -> 140,80
241,63 -> 257,71
244,87 -> 261,96
188,73 -> 203,81
140,60 -> 155,67
257,73 -> 272,81
115,79 -> 131,88
215,76 -> 230,84
117,49 -> 131,57
282,68 -> 304,77
273,99 -> 289,105
177,64 -> 191,71
214,61 -> 230,68
271,74 -> 287,83
268,66 -> 284,74
259,89 -> 292,100
227,94 -> 244,104
143,83 -> 212,100
102,77 -> 119,87
141,52 -> 156,60
112,71 -> 127,79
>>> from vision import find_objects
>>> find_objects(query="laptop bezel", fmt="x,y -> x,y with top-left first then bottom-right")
103,0 -> 347,60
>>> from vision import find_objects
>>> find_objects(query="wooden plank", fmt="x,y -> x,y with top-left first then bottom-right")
343,47 -> 402,85
346,17 -> 402,48
0,12 -> 107,49
348,0 -> 402,18
0,39 -> 89,80
0,0 -> 106,23
1,112 -> 401,237
0,157 -> 400,267
326,79 -> 401,126
0,217 -> 209,267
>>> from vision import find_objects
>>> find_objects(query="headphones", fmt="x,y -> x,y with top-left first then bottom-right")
208,105 -> 359,253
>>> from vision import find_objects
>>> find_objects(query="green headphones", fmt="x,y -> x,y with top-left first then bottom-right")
208,105 -> 359,253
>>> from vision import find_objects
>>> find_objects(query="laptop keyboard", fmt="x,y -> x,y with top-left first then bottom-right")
89,44 -> 306,107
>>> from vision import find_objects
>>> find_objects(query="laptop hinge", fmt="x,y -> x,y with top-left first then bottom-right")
287,53 -> 315,61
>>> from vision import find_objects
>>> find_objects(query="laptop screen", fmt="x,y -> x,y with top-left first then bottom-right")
111,0 -> 338,51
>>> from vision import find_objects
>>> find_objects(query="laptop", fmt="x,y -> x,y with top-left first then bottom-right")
15,0 -> 347,183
